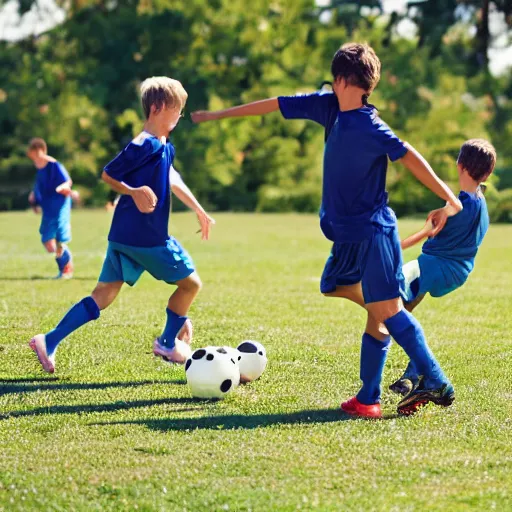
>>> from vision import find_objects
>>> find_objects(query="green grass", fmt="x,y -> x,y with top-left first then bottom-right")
1,210 -> 511,511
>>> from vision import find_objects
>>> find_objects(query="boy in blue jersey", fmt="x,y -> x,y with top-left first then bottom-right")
192,42 -> 463,417
388,138 -> 496,396
27,138 -> 79,279
29,77 -> 214,373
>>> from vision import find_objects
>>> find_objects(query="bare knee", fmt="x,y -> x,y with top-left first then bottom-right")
365,297 -> 402,324
177,272 -> 202,294
91,281 -> 123,310
43,240 -> 56,254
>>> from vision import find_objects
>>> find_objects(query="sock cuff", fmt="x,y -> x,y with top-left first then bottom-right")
166,308 -> 187,323
362,332 -> 391,347
81,296 -> 100,320
383,309 -> 411,337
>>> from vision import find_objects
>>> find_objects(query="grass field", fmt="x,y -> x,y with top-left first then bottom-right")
1,210 -> 511,511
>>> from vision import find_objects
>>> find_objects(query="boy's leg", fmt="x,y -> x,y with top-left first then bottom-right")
153,272 -> 202,364
30,281 -> 122,373
55,242 -> 73,279
324,283 -> 390,418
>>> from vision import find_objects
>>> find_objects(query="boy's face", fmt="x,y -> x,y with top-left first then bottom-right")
152,104 -> 183,132
26,148 -> 42,162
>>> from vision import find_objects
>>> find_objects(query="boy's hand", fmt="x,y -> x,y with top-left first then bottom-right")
427,208 -> 449,236
191,111 -> 218,124
196,209 -> 216,240
131,186 -> 158,214
28,191 -> 35,205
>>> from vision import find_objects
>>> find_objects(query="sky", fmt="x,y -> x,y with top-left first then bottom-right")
0,0 -> 510,75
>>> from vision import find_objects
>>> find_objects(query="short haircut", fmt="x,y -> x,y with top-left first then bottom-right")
28,137 -> 47,153
457,139 -> 496,182
140,77 -> 188,119
331,43 -> 381,95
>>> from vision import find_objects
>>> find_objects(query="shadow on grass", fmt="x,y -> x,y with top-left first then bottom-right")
0,378 -> 186,396
0,276 -> 96,281
92,408 -> 397,431
0,397 -> 198,420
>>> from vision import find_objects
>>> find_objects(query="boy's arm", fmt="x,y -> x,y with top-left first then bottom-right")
170,168 -> 215,240
101,171 -> 157,214
399,143 -> 463,212
191,98 -> 279,123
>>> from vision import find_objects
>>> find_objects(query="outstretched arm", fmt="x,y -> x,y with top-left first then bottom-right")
170,168 -> 215,240
101,171 -> 157,214
191,98 -> 279,123
400,144 -> 462,214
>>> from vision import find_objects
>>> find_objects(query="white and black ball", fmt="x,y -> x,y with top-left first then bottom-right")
185,346 -> 240,399
237,340 -> 267,383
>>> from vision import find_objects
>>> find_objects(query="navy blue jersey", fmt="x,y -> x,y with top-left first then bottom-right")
278,91 -> 407,242
34,161 -> 70,216
104,132 -> 175,247
422,190 -> 489,272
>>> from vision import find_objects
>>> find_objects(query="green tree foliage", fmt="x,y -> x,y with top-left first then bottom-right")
0,0 -> 510,219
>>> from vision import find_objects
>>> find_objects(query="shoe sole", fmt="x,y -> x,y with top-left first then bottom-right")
29,338 -> 55,374
397,392 -> 455,416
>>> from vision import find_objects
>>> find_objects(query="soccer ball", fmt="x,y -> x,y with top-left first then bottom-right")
185,346 -> 240,399
237,340 -> 267,383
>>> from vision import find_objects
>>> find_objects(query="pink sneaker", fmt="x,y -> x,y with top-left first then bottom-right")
29,334 -> 56,373
153,338 -> 192,364
177,319 -> 193,345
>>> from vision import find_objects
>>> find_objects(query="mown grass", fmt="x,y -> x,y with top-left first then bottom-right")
0,210 -> 511,511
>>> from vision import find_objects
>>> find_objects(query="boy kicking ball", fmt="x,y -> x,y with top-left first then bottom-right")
27,138 -> 79,279
390,138 -> 496,397
29,76 -> 214,373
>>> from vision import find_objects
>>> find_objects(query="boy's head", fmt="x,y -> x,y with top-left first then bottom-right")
140,76 -> 188,132
27,138 -> 47,162
457,139 -> 496,183
331,43 -> 381,102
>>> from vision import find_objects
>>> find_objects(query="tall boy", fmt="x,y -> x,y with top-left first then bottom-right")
192,43 -> 462,417
27,138 -> 78,279
29,77 -> 214,373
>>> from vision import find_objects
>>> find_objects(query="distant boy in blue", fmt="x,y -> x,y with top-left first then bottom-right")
29,77 -> 215,373
27,138 -> 79,279
192,43 -> 463,417
389,139 -> 496,396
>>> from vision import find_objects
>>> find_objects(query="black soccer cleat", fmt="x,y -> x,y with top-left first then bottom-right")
397,378 -> 455,416
389,376 -> 419,396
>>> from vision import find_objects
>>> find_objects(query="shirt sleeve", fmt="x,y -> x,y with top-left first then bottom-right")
278,91 -> 335,127
104,141 -> 145,181
55,162 -> 70,186
374,120 -> 408,162
169,165 -> 184,187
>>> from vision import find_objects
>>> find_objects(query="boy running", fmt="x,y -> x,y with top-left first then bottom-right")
192,43 -> 462,417
29,77 -> 214,373
27,138 -> 78,279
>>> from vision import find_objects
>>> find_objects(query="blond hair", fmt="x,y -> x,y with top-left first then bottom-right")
140,77 -> 188,119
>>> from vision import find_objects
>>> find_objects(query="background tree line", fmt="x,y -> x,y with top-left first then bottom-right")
0,0 -> 511,220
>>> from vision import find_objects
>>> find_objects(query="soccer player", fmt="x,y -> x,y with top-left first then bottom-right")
192,43 -> 462,417
29,76 -> 214,373
27,138 -> 78,279
388,139 -> 496,396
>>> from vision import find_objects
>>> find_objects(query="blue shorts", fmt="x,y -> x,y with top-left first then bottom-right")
99,237 -> 195,286
400,254 -> 470,303
39,212 -> 71,244
320,224 -> 404,304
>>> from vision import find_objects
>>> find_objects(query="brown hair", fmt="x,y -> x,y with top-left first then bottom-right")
28,138 -> 47,153
457,139 -> 496,182
140,76 -> 188,119
331,43 -> 381,103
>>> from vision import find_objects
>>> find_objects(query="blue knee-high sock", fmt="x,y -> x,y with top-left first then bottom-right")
356,333 -> 391,405
402,359 -> 419,380
160,308 -> 187,348
384,310 -> 448,389
56,248 -> 71,272
45,297 -> 100,355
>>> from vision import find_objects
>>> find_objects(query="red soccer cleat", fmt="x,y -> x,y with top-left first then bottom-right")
341,396 -> 382,419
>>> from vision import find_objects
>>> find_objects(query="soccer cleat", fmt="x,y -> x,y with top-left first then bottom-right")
389,376 -> 420,396
341,396 -> 382,419
29,334 -> 56,373
61,261 -> 74,280
177,318 -> 193,345
397,378 -> 455,416
153,338 -> 192,364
